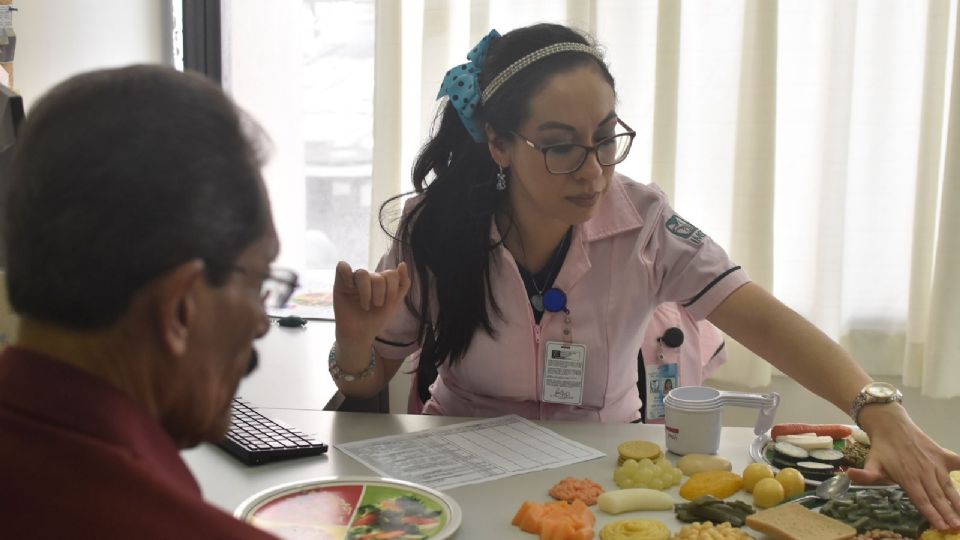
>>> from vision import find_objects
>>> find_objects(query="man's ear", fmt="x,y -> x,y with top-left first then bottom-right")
485,124 -> 512,168
155,260 -> 206,357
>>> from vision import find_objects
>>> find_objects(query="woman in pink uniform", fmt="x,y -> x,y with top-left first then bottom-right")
330,23 -> 960,530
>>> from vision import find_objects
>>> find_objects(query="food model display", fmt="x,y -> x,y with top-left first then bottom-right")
508,423 -> 958,540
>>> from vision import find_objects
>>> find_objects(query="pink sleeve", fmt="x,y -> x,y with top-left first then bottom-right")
646,200 -> 751,320
697,317 -> 728,379
371,198 -> 426,361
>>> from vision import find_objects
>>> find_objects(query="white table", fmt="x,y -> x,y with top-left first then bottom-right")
241,320 -> 339,410
183,409 -> 762,538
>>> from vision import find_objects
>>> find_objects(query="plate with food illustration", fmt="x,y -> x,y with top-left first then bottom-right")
749,423 -> 895,489
235,476 -> 462,540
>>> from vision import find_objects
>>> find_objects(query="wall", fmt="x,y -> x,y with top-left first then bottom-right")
0,1 -> 168,345
10,0 -> 169,108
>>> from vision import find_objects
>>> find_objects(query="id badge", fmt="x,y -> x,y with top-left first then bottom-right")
644,363 -> 678,423
542,341 -> 586,405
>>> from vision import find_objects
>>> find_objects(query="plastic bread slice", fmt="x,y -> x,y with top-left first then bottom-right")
745,502 -> 856,540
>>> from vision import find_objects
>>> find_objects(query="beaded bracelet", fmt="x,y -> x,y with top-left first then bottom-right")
328,342 -> 377,382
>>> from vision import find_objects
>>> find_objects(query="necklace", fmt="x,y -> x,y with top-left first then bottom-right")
521,229 -> 571,313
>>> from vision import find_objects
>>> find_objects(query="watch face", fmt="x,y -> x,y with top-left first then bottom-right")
867,382 -> 896,398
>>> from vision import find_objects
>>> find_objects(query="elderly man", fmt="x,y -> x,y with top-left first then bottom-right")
0,65 -> 284,538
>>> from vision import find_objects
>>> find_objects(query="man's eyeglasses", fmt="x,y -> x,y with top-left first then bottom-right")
227,265 -> 299,309
511,118 -> 636,175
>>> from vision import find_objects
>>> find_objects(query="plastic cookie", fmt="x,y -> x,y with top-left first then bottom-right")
617,440 -> 663,464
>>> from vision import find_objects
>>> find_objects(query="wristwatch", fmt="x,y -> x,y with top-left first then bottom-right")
850,381 -> 903,428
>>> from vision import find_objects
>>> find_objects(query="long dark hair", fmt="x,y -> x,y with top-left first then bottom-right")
381,24 -> 616,383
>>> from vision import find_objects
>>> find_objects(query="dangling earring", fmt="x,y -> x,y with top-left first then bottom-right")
496,166 -> 507,191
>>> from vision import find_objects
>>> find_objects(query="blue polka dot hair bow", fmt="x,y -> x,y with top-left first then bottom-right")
437,29 -> 500,143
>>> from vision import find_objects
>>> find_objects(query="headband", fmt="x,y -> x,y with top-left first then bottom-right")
480,42 -> 602,105
437,30 -> 603,142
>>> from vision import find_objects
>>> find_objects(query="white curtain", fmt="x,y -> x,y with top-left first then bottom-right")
370,0 -> 960,397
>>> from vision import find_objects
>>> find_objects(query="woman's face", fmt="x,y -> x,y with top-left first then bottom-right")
490,64 -> 618,230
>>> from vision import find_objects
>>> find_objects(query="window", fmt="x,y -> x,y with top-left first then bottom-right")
178,0 -> 375,318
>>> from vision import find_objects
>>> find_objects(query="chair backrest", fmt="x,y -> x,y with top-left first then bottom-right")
0,271 -> 18,348
330,387 -> 391,413
0,85 -> 24,272
407,351 -> 426,414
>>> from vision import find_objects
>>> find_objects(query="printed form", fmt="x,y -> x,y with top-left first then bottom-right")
335,415 -> 606,490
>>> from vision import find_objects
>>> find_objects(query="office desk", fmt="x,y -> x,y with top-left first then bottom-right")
183,409 -> 760,538
243,321 -> 339,410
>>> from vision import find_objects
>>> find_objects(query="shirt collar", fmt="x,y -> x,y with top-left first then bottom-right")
580,173 -> 645,242
488,175 -> 645,293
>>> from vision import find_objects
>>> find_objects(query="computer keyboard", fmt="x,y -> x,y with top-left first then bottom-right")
216,398 -> 329,465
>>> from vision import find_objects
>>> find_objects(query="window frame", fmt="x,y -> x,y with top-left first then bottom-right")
181,0 -> 222,84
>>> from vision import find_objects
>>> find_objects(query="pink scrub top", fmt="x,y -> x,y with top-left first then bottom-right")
374,174 -> 750,423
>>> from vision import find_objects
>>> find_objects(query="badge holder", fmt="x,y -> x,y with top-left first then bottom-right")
646,327 -> 684,423
542,288 -> 587,405
542,288 -> 572,342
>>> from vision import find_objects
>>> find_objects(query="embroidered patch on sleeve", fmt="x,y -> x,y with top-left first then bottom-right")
665,214 -> 706,246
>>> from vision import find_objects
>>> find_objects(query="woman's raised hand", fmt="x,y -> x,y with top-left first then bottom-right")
333,261 -> 412,347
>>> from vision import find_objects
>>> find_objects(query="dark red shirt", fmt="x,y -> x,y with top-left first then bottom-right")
0,347 -> 276,539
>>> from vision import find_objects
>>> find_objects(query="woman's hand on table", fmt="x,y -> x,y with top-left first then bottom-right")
333,261 -> 411,347
846,404 -> 960,531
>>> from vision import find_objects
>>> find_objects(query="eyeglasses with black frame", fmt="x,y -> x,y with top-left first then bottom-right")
219,264 -> 300,309
511,118 -> 637,175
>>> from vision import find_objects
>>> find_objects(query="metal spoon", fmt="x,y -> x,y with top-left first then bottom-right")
790,473 -> 852,506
